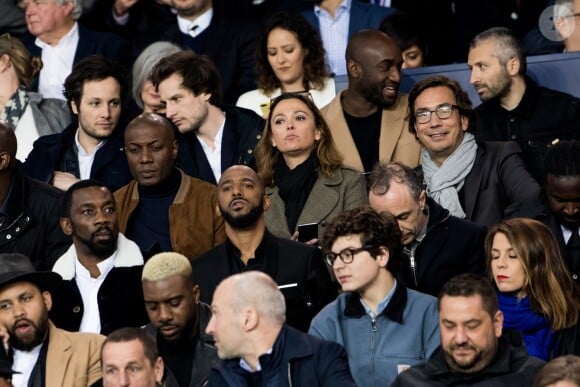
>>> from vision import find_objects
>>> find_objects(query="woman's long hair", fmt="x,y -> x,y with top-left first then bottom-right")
485,218 -> 580,330
255,12 -> 329,94
254,93 -> 342,187
0,33 -> 42,88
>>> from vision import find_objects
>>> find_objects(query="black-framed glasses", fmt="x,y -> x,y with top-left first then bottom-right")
324,245 -> 376,266
414,103 -> 459,124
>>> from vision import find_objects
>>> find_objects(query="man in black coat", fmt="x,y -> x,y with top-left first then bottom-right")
392,273 -> 545,386
137,0 -> 258,104
150,51 -> 265,185
206,271 -> 356,386
193,165 -> 337,331
540,140 -> 580,283
49,180 -> 147,335
142,251 -> 218,387
22,56 -> 132,192
0,123 -> 70,270
369,162 -> 486,297
468,27 -> 580,184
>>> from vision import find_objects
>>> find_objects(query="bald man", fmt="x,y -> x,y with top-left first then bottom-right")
114,113 -> 226,260
206,271 -> 356,386
320,29 -> 421,172
142,252 -> 218,387
194,165 -> 336,332
0,122 -> 70,269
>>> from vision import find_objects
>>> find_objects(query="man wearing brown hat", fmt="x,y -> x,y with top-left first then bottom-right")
0,253 -> 104,386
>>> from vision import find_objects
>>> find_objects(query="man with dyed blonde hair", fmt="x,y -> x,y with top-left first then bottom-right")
142,252 -> 217,387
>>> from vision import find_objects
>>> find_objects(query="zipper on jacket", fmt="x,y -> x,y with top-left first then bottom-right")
409,254 -> 418,287
370,316 -> 377,386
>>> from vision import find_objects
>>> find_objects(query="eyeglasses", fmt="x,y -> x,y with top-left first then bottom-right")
414,103 -> 459,124
324,245 -> 376,266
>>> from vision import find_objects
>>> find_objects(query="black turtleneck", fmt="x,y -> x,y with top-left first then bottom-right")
126,169 -> 181,255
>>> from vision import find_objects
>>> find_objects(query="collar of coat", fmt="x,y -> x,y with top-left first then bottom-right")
52,233 -> 143,280
343,280 -> 407,323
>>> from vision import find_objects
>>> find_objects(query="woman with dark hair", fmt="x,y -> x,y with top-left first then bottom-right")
380,12 -> 427,69
236,12 -> 335,118
254,93 -> 367,242
486,218 -> 580,360
0,33 -> 72,161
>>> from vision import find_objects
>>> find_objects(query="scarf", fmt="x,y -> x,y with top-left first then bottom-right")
0,87 -> 29,130
421,132 -> 477,218
274,152 -> 319,233
498,293 -> 554,361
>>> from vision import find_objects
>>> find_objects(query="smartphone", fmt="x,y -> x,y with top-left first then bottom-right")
297,222 -> 318,243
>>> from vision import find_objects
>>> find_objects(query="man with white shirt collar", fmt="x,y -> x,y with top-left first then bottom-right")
49,179 -> 148,335
0,253 -> 104,387
194,165 -> 337,331
150,51 -> 264,185
540,140 -> 580,284
22,55 -> 132,192
138,0 -> 258,104
20,0 -> 129,100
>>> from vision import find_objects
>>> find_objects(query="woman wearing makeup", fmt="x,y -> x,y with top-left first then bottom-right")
254,93 -> 367,244
486,218 -> 580,360
236,11 -> 335,118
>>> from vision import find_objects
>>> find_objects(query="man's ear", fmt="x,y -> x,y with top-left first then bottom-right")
493,310 -> 504,338
0,152 -> 11,172
171,140 -> 178,159
506,57 -> 520,76
153,356 -> 164,384
42,290 -> 52,312
376,246 -> 390,268
263,195 -> 271,212
59,217 -> 73,236
242,307 -> 258,332
192,284 -> 200,304
347,59 -> 360,79
71,100 -> 79,115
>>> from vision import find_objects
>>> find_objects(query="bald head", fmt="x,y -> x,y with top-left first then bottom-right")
219,165 -> 265,194
123,112 -> 178,187
346,29 -> 400,64
221,272 -> 285,324
345,30 -> 403,108
125,113 -> 175,143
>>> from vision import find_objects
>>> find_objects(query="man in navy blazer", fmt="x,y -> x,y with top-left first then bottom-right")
20,0 -> 129,100
301,0 -> 395,75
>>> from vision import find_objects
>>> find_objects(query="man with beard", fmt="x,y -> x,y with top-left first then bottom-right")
468,27 -> 580,183
320,29 -> 421,172
193,165 -> 336,331
142,252 -> 218,387
21,55 -> 132,192
540,140 -> 580,285
392,273 -> 545,386
150,51 -> 264,185
49,180 -> 148,335
115,112 -> 226,259
0,253 -> 104,386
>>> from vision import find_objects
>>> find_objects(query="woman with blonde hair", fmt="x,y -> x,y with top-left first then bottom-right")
486,218 -> 580,360
0,33 -> 72,161
255,92 -> 367,243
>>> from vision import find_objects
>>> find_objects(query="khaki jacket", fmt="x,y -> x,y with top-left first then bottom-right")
321,90 -> 421,171
114,169 -> 226,261
45,321 -> 105,387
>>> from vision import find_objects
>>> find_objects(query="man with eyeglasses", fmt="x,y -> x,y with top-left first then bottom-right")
555,0 -> 580,53
408,75 -> 542,228
309,206 -> 439,387
193,165 -> 336,331
468,27 -> 580,184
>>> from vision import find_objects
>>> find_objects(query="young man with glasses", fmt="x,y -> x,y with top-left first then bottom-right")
309,206 -> 439,387
409,75 -> 542,227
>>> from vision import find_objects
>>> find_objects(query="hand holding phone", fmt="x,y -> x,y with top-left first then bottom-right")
297,222 -> 319,243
